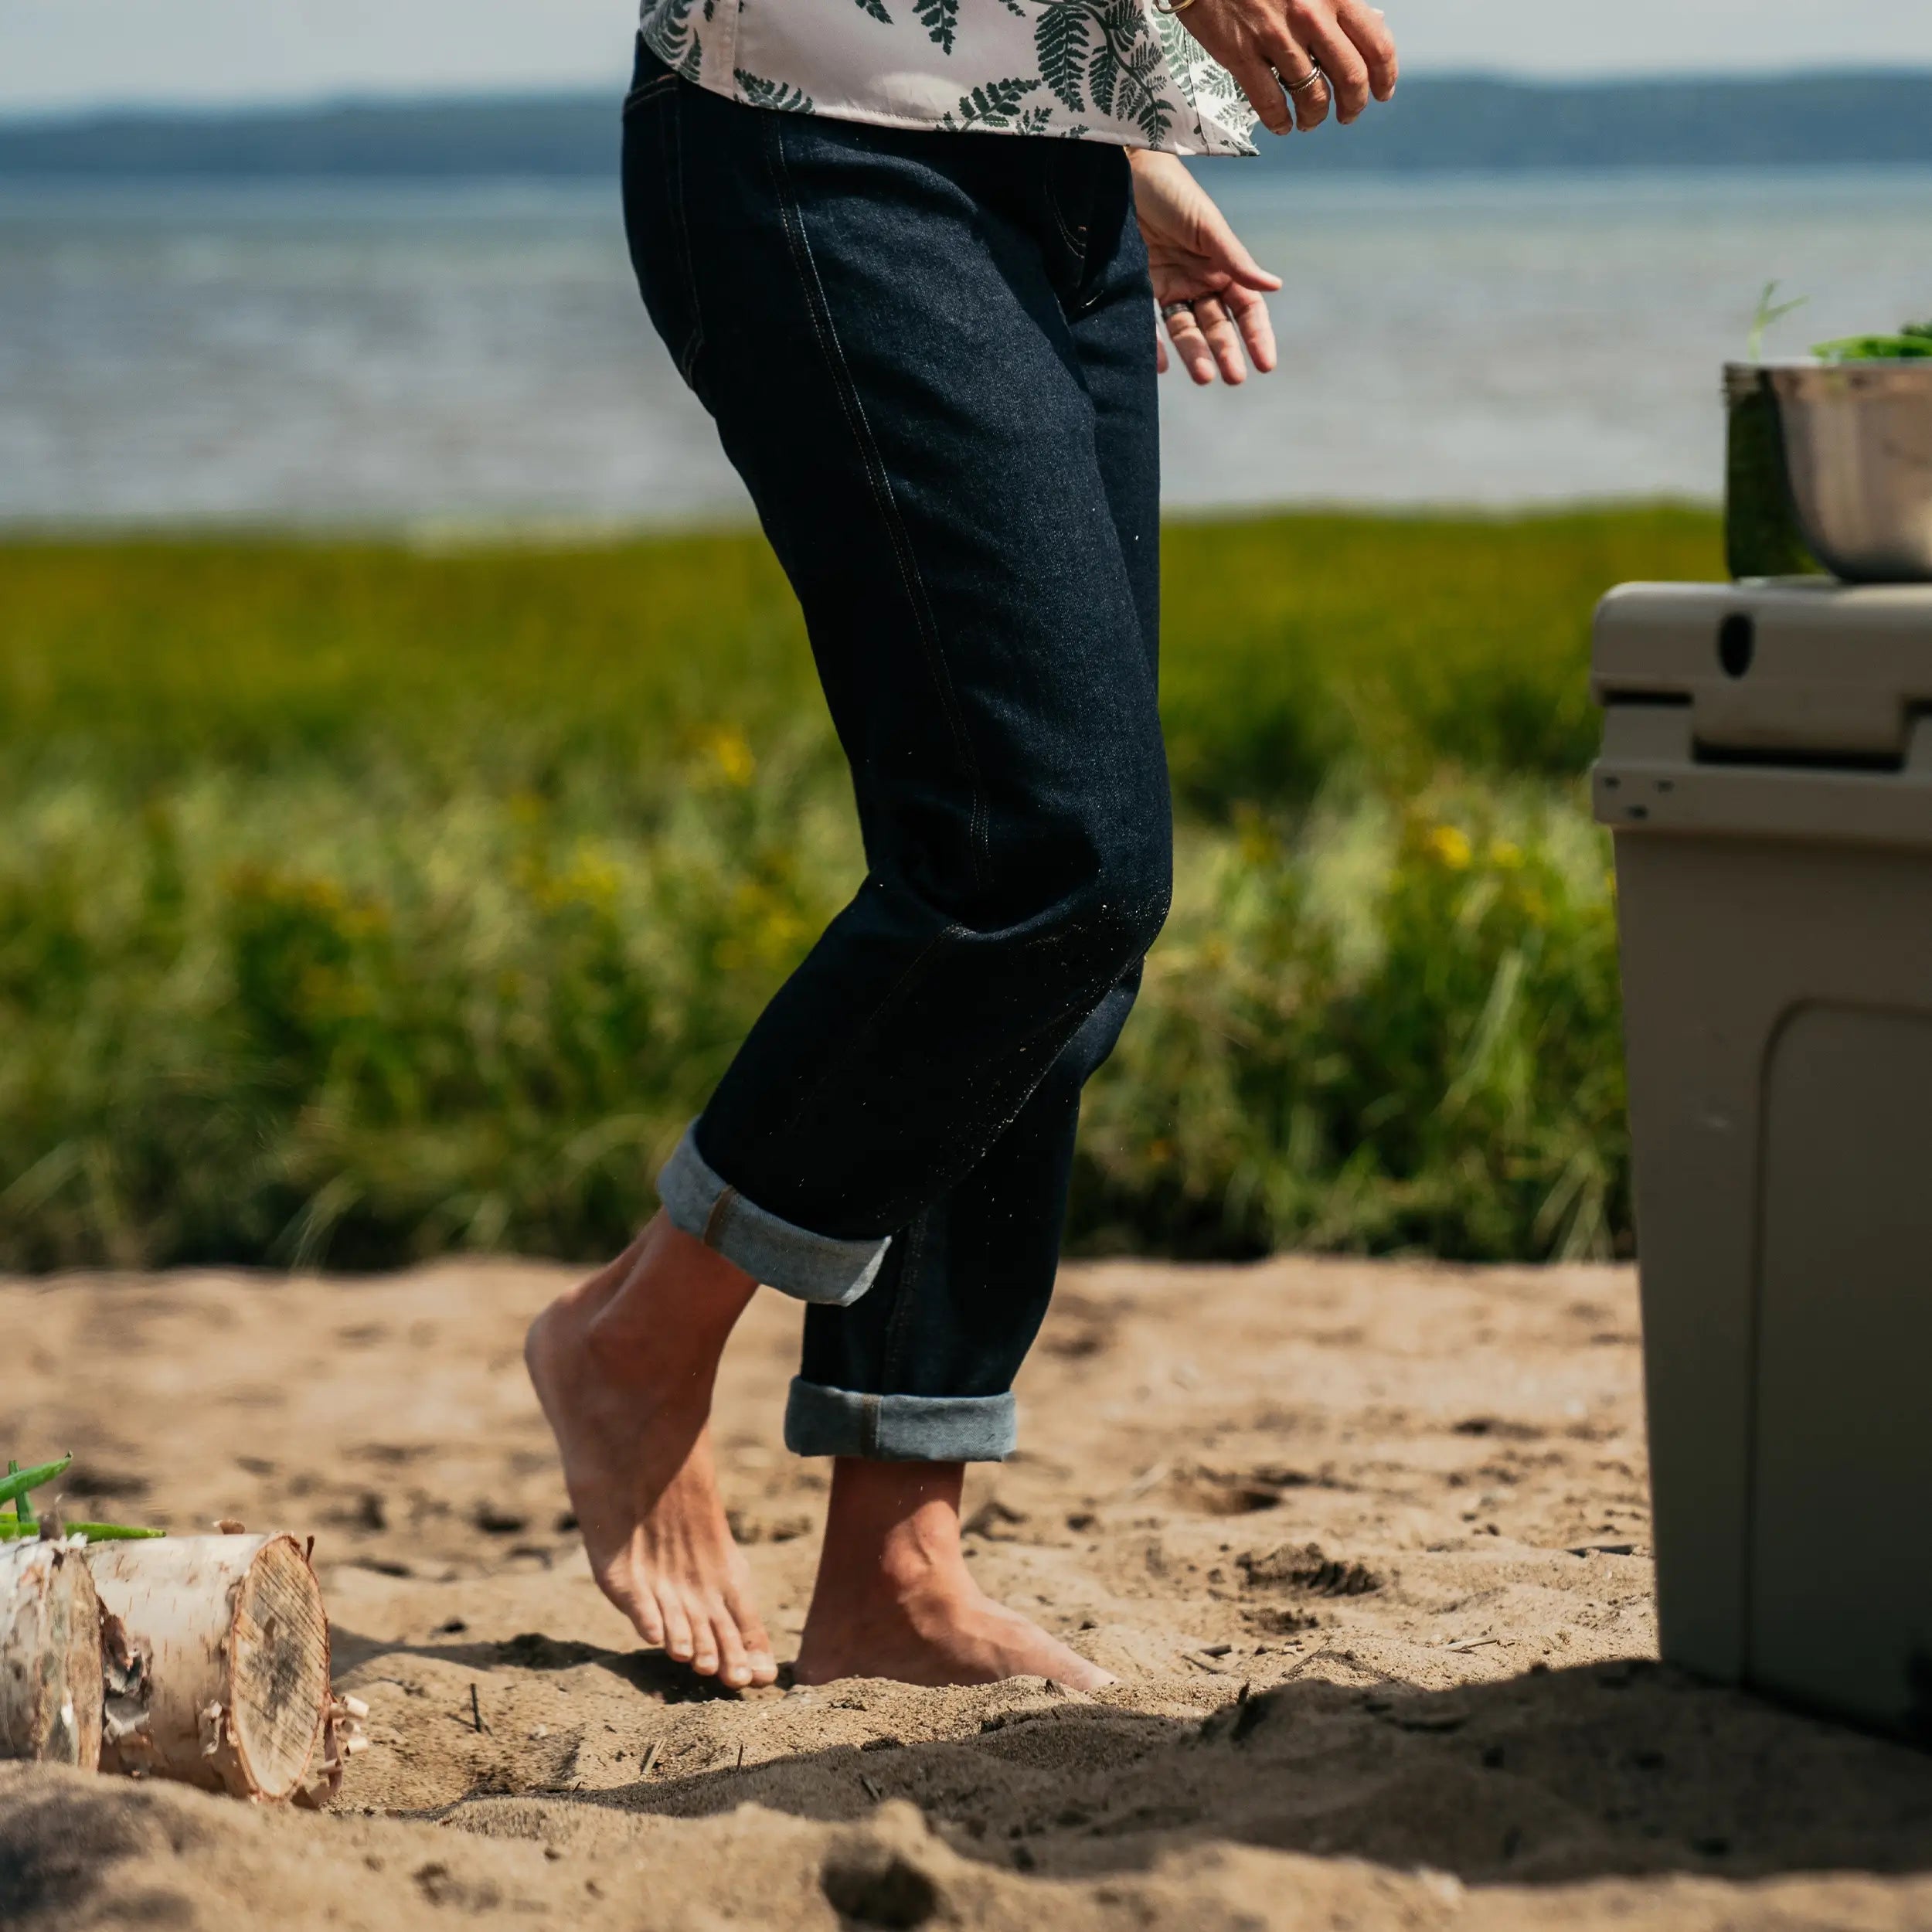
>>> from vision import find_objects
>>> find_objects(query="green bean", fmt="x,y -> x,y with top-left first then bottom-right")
0,1518 -> 165,1542
1813,330 -> 1932,362
0,1454 -> 68,1511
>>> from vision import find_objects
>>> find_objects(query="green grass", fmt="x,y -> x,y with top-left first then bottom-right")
0,530 -> 828,807
0,509 -> 1722,1272
1159,505 -> 1719,811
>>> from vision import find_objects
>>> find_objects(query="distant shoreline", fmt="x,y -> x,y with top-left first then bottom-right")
3,71 -> 1931,177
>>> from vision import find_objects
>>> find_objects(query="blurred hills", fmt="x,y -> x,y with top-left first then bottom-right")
2,71 -> 1930,176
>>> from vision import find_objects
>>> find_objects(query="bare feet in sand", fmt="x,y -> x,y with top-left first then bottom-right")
531,1225 -> 1100,1694
525,1213 -> 778,1689
794,1458 -> 1114,1691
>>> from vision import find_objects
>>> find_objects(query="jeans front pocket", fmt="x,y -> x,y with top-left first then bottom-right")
1044,143 -> 1133,319
621,73 -> 708,401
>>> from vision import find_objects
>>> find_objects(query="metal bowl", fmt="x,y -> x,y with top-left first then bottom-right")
1766,361 -> 1932,583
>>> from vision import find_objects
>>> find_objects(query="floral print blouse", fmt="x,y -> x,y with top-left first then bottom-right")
639,0 -> 1259,158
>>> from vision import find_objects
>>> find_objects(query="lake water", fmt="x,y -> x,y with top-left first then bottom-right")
2,167 -> 1928,526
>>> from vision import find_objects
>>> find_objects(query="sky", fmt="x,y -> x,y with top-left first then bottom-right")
3,0 -> 1932,115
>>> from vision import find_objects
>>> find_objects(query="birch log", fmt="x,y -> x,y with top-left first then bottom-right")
0,1540 -> 104,1767
87,1533 -> 331,1801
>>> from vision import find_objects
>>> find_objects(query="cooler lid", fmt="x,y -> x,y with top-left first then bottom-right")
1594,580 -> 1932,760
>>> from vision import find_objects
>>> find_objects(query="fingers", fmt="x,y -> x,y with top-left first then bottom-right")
1226,283 -> 1277,375
1265,36 -> 1330,131
1224,0 -> 1397,141
1291,63 -> 1332,133
1226,49 -> 1294,137
1193,202 -> 1284,293
1163,303 -> 1219,386
1162,294 -> 1276,386
1193,297 -> 1249,385
1281,8 -> 1369,124
1339,0 -> 1399,100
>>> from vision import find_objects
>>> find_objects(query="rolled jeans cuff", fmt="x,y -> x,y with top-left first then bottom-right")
784,1377 -> 1018,1461
657,1123 -> 889,1308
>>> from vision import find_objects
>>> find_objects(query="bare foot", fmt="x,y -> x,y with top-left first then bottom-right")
524,1213 -> 777,1689
794,1458 -> 1114,1691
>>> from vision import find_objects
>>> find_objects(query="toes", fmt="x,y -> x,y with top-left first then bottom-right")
711,1604 -> 754,1689
598,1567 -> 667,1649
632,1588 -> 667,1649
658,1591 -> 696,1665
726,1583 -> 779,1685
687,1596 -> 722,1676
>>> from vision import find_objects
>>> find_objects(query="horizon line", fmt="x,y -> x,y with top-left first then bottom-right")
4,63 -> 1932,131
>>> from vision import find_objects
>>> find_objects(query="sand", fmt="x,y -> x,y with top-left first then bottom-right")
3,1253 -> 1930,1929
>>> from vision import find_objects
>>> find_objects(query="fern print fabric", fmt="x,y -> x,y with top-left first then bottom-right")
638,0 -> 1259,157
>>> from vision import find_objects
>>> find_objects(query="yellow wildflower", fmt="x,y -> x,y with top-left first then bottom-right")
698,726 -> 757,788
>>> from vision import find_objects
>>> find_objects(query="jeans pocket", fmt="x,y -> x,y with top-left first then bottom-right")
1046,145 -> 1133,318
1039,150 -> 1092,308
621,78 -> 707,398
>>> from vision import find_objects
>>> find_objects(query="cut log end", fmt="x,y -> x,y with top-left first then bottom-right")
230,1536 -> 332,1798
0,1543 -> 104,1767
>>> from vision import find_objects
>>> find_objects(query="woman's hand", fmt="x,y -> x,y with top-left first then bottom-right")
1177,0 -> 1398,138
1128,150 -> 1281,386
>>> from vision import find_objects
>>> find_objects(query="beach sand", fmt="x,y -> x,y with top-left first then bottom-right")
3,1253 -> 1930,1928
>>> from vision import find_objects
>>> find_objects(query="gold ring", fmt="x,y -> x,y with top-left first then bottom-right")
1155,0 -> 1200,13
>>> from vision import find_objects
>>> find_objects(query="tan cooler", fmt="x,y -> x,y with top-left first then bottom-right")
1594,578 -> 1932,1736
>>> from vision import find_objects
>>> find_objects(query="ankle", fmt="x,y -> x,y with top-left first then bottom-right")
872,1508 -> 968,1595
571,1212 -> 753,1377
809,1458 -> 971,1604
579,1313 -> 716,1412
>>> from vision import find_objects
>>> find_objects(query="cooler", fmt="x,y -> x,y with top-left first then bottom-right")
1594,577 -> 1932,1735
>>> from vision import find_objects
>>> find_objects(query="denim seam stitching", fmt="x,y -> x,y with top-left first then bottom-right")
665,87 -> 708,389
621,73 -> 679,116
879,1209 -> 930,1389
763,114 -> 993,892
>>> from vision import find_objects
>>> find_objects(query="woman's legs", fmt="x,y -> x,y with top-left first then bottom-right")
660,104 -> 1169,1270
772,135 -> 1161,1684
531,43 -> 1163,1683
791,985 -> 1140,1686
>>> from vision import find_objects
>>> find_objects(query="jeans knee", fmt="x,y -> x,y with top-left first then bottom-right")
1064,820 -> 1172,982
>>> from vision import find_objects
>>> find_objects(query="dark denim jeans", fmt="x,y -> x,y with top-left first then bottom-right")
622,38 -> 1168,1461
